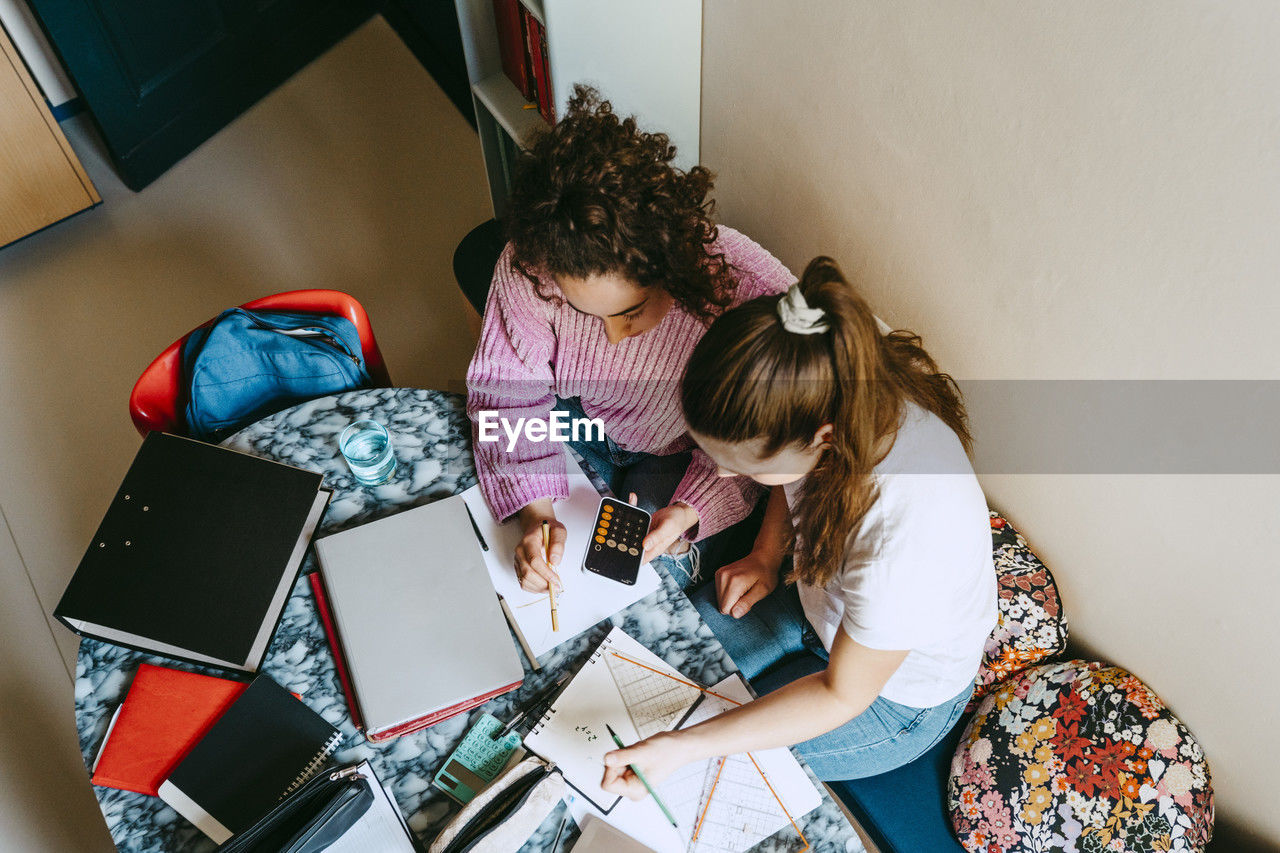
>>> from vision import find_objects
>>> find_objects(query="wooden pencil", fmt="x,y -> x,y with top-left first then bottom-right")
543,521 -> 559,631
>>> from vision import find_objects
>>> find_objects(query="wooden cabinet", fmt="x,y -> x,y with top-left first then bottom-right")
0,24 -> 98,249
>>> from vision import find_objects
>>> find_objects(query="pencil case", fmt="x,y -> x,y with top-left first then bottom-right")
222,763 -> 375,853
429,756 -> 564,853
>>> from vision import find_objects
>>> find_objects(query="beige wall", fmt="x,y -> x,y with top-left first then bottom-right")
702,0 -> 1279,843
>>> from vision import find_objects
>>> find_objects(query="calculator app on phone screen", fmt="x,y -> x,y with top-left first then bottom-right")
582,498 -> 650,585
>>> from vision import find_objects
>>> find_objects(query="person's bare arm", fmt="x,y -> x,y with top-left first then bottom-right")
601,628 -> 907,797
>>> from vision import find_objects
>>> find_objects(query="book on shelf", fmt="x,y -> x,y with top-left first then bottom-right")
90,663 -> 249,796
54,432 -> 330,673
158,674 -> 342,844
311,495 -> 524,742
493,0 -> 533,100
521,3 -> 555,124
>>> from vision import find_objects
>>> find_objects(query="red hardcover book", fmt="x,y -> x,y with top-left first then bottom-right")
364,679 -> 524,743
90,664 -> 248,796
493,0 -> 533,100
535,18 -> 554,123
522,5 -> 555,124
308,571 -> 363,732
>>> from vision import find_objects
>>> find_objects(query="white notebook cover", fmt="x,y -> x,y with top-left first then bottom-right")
314,495 -> 523,735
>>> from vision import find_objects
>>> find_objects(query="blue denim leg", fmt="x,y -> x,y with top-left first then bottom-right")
691,582 -> 816,681
752,651 -> 974,781
620,452 -> 713,589
693,575 -> 974,781
786,683 -> 973,781
616,452 -> 690,514
559,397 -> 713,589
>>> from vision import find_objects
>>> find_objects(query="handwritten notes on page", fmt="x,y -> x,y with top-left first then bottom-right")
523,628 -> 700,813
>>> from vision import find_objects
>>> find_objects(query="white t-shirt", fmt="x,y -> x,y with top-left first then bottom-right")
788,402 -> 997,708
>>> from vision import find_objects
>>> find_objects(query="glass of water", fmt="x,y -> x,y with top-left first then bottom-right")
339,419 -> 396,486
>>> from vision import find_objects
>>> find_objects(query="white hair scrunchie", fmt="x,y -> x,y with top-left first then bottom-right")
776,283 -> 830,335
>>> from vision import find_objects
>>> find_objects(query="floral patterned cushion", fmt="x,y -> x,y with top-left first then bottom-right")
948,660 -> 1214,853
971,512 -> 1068,708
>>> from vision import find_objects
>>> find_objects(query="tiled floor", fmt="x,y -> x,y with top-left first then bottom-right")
0,17 -> 489,850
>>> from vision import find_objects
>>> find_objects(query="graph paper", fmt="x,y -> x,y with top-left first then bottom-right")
605,647 -> 702,738
657,677 -> 823,853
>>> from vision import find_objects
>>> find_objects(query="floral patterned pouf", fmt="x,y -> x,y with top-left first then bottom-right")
969,513 -> 1069,709
948,660 -> 1213,853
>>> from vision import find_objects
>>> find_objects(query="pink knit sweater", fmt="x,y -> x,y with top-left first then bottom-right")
466,226 -> 796,540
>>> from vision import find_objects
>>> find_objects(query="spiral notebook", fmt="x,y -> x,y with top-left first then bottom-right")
158,674 -> 341,844
523,628 -> 701,813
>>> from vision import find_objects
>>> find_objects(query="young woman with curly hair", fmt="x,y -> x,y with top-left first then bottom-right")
466,86 -> 795,592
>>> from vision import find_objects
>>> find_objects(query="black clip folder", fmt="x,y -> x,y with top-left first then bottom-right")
54,432 -> 330,672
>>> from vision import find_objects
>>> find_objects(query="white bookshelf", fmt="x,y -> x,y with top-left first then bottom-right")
453,0 -> 702,219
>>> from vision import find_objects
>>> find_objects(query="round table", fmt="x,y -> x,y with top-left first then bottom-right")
74,388 -> 861,852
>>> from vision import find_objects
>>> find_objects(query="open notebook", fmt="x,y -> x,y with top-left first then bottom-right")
522,628 -> 701,813
657,676 -> 823,853
461,448 -> 663,659
550,663 -> 824,853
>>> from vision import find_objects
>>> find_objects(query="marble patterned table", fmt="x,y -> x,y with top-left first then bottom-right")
74,388 -> 865,853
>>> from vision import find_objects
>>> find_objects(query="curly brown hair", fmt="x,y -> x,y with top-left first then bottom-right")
506,85 -> 735,321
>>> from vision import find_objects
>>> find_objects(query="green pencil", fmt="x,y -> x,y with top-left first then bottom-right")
605,723 -> 679,828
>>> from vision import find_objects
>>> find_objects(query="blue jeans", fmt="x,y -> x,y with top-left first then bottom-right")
691,582 -> 973,781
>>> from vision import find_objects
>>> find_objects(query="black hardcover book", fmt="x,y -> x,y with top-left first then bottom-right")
54,432 -> 330,672
158,675 -> 343,843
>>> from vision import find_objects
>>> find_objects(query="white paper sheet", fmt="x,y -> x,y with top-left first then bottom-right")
461,448 -> 662,658
567,676 -> 823,853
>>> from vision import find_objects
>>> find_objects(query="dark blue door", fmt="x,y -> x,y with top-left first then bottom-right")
27,0 -> 375,189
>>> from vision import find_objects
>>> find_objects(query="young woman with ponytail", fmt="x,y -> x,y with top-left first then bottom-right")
601,257 -> 996,789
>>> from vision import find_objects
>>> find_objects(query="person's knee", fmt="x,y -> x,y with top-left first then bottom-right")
752,652 -> 828,696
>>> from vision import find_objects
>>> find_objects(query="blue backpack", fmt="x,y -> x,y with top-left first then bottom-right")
182,308 -> 372,442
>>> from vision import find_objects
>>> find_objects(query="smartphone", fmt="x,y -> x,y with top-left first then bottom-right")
582,497 -> 650,585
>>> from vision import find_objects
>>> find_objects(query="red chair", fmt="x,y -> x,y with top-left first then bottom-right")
129,290 -> 392,437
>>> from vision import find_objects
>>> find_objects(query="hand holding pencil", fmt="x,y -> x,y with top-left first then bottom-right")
601,729 -> 685,815
513,500 -> 564,593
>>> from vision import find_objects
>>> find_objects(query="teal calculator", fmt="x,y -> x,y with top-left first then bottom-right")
432,713 -> 522,804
